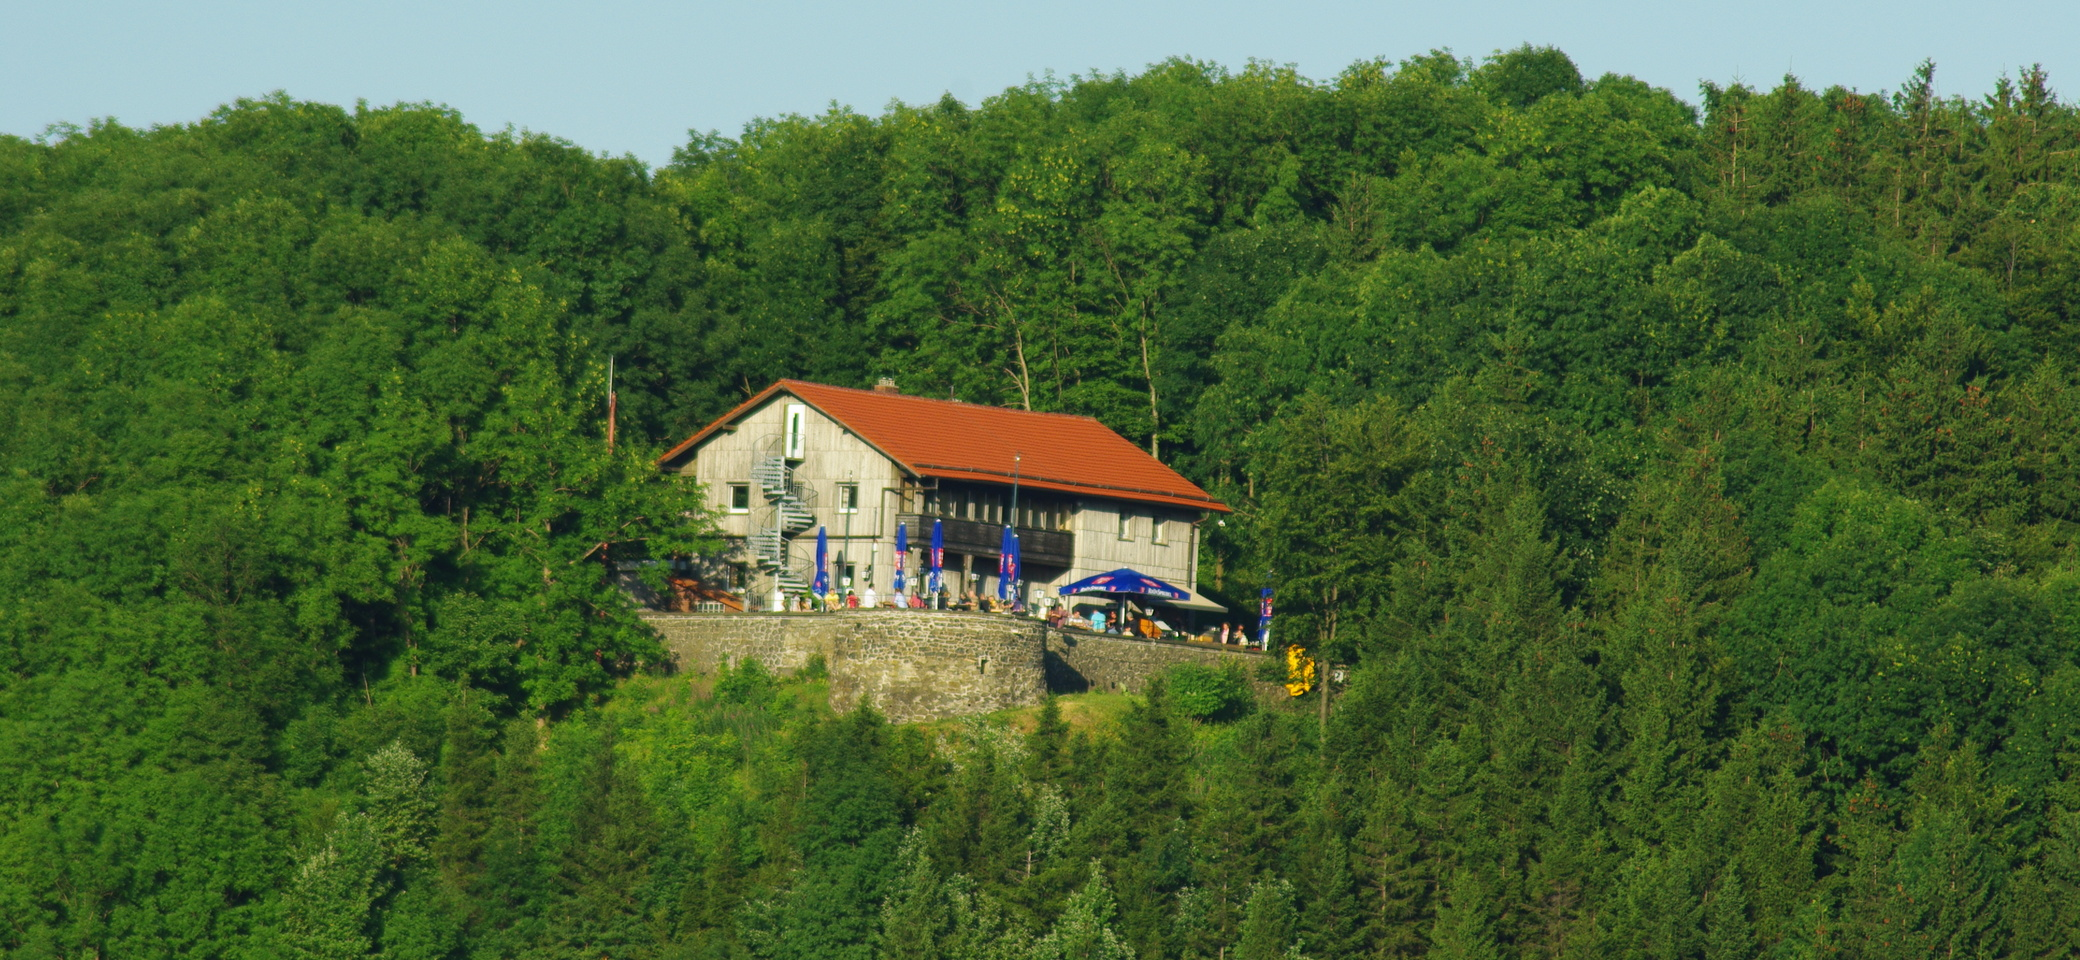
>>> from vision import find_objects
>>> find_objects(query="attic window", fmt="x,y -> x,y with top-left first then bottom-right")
785,403 -> 807,459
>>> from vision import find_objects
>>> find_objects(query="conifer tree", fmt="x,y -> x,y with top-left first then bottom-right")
544,731 -> 662,959
278,818 -> 383,960
1030,863 -> 1136,960
1233,877 -> 1300,960
879,833 -> 955,960
1298,831 -> 1364,960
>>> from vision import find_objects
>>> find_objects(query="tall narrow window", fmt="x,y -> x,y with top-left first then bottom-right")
1152,516 -> 1168,544
837,483 -> 859,514
1117,511 -> 1134,541
728,483 -> 751,513
784,403 -> 807,459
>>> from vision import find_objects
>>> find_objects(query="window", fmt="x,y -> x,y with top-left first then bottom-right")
841,562 -> 856,588
1117,511 -> 1134,541
784,403 -> 807,459
728,483 -> 751,513
837,483 -> 859,514
1152,516 -> 1168,545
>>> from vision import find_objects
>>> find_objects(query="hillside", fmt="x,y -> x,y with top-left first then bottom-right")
7,45 -> 2080,958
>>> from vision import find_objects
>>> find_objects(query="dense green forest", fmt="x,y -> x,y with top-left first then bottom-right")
10,43 -> 2080,958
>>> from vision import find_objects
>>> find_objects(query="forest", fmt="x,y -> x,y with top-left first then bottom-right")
7,43 -> 2080,958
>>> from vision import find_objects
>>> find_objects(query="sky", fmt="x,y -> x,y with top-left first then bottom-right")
7,0 -> 2079,168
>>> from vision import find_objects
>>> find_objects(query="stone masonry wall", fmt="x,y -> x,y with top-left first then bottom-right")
1042,630 -> 1271,696
642,611 -> 1048,722
642,611 -> 1275,721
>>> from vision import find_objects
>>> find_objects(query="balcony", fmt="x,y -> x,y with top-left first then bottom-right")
897,513 -> 1074,568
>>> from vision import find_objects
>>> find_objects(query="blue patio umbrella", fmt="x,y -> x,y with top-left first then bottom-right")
997,525 -> 1020,604
1256,587 -> 1274,647
1056,568 -> 1189,601
893,522 -> 908,596
812,527 -> 830,602
928,520 -> 944,597
1059,568 -> 1186,634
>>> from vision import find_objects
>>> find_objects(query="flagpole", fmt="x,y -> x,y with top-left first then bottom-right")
1002,452 -> 1010,610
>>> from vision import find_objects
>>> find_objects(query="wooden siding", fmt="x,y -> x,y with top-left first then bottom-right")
681,389 -> 1210,609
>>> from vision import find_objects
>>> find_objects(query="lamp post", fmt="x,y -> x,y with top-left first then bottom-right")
840,469 -> 855,593
1007,453 -> 1020,608
867,484 -> 905,604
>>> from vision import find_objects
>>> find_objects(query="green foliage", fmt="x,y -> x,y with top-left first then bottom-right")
1163,662 -> 1254,721
13,48 -> 2080,960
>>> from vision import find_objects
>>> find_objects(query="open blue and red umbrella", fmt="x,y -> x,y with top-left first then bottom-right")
1056,568 -> 1188,601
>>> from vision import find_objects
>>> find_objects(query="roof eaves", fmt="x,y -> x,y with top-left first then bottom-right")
778,381 -> 925,481
656,381 -> 789,466
913,465 -> 1233,513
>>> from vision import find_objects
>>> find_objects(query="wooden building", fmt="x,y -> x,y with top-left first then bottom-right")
657,378 -> 1231,613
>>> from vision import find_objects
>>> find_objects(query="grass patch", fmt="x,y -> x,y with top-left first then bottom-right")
907,691 -> 1142,737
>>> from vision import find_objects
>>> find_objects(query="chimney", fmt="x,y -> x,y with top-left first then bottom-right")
873,377 -> 900,394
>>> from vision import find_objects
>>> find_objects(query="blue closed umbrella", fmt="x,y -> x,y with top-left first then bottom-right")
1257,587 -> 1273,647
929,520 -> 944,598
812,527 -> 830,602
893,522 -> 908,596
997,525 -> 1020,604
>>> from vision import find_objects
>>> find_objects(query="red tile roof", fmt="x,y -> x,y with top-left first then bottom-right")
660,380 -> 1231,513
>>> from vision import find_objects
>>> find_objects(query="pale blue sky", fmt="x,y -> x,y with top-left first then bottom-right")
6,1 -> 2077,168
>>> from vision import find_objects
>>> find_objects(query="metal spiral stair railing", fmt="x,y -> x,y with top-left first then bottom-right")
748,435 -> 816,595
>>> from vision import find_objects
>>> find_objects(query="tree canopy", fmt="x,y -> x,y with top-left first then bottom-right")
10,46 -> 2080,958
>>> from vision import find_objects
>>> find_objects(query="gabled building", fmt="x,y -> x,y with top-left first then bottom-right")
657,378 -> 1231,613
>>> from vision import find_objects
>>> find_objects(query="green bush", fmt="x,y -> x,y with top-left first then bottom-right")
1166,662 -> 1255,721
714,658 -> 777,707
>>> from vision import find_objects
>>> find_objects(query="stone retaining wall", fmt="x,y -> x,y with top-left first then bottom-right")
643,611 -> 1048,722
641,611 -> 1273,721
1042,630 -> 1272,696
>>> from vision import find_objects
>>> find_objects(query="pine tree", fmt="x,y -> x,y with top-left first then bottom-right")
544,731 -> 663,959
278,817 -> 382,960
1704,865 -> 1756,960
1028,696 -> 1070,785
435,693 -> 499,902
1353,787 -> 1429,958
879,832 -> 954,960
363,740 -> 437,870
1299,830 -> 1365,960
1427,868 -> 1501,960
1233,878 -> 1300,960
1030,863 -> 1136,960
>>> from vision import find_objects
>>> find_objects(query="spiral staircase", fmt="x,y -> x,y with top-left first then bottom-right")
748,435 -> 817,594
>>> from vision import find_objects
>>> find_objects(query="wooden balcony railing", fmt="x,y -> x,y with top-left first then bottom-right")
896,514 -> 1074,568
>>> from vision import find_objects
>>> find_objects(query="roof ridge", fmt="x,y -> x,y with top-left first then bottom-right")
783,380 -> 1104,423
